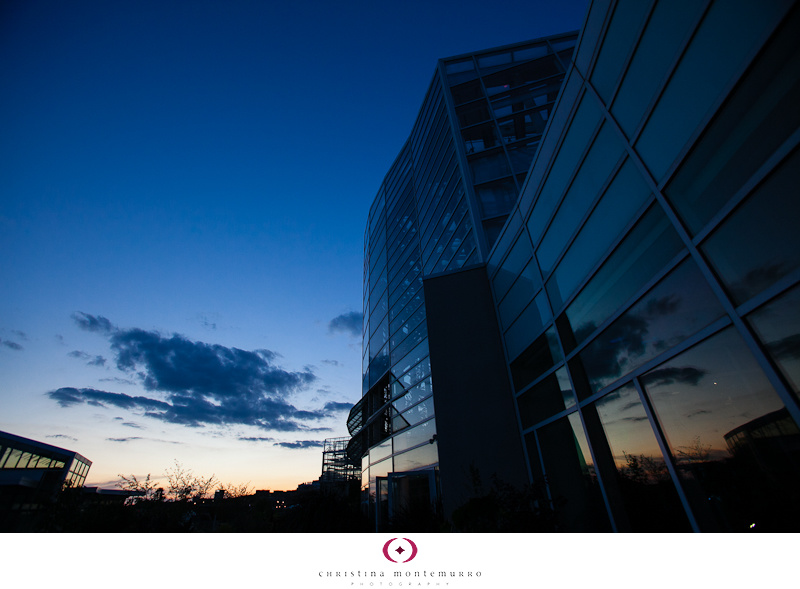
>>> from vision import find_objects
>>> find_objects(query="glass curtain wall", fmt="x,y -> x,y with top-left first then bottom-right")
444,34 -> 577,252
350,33 -> 579,525
488,0 -> 800,531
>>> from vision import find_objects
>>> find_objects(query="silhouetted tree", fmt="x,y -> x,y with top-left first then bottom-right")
164,460 -> 218,501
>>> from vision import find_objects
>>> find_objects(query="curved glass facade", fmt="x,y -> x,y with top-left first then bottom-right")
489,0 -> 800,531
350,33 -> 577,528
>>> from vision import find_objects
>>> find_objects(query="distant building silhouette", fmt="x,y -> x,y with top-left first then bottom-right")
0,430 -> 92,528
350,0 -> 800,532
320,437 -> 359,485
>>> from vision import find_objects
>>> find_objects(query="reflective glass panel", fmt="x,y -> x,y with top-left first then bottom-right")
537,413 -> 611,531
468,149 -> 511,184
527,94 -> 602,245
546,159 -> 651,313
701,148 -> 800,305
506,136 -> 542,174
748,284 -> 800,398
475,177 -> 518,218
398,357 -> 431,388
492,231 -> 534,302
509,326 -> 562,392
450,79 -> 483,105
461,122 -> 500,154
394,419 -> 437,454
397,396 -> 435,429
590,0 -> 651,104
392,339 -> 428,379
641,327 -> 800,531
664,5 -> 800,235
636,0 -> 788,182
504,291 -> 553,362
594,383 -> 691,531
498,261 -> 541,330
611,0 -> 705,137
5,449 -> 21,468
518,366 -> 575,429
370,439 -> 392,465
536,123 -> 625,275
563,205 -> 684,351
394,443 -> 438,472
578,258 -> 724,396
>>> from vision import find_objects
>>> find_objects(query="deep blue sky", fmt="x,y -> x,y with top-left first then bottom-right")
0,0 -> 587,489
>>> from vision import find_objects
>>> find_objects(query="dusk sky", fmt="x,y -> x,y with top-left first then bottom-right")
0,0 -> 588,491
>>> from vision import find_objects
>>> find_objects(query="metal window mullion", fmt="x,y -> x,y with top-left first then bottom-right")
439,59 -> 488,263
632,377 -> 701,532
690,128 -> 800,245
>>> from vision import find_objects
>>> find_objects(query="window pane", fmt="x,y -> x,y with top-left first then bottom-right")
636,0 -> 789,182
546,159 -> 651,313
18,452 -> 31,469
398,357 -> 431,388
456,100 -> 492,128
590,0 -> 651,104
492,232 -> 534,302
527,94 -> 602,245
701,148 -> 800,305
450,79 -> 483,105
594,383 -> 691,531
509,326 -> 561,391
468,149 -> 511,184
537,413 -> 611,531
518,366 -> 575,428
563,205 -> 684,351
461,121 -> 499,154
748,284 -> 800,398
398,396 -> 435,428
641,327 -> 800,531
577,258 -> 724,396
536,123 -> 625,275
611,0 -> 706,137
370,439 -> 392,465
475,177 -> 518,218
5,449 -> 22,469
392,339 -> 428,379
506,136 -> 542,175
664,7 -> 800,235
504,292 -> 553,363
393,419 -> 437,454
393,443 -> 438,472
498,261 -> 541,330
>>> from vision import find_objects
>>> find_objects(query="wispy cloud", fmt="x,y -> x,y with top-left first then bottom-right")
107,437 -> 143,443
321,359 -> 341,367
68,350 -> 107,366
72,311 -> 114,333
274,440 -> 324,449
47,434 -> 78,442
1,339 -> 23,351
321,401 -> 352,412
328,311 -> 362,337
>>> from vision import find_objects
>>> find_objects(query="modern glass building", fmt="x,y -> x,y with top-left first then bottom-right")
0,430 -> 92,522
353,0 -> 800,532
347,32 -> 578,528
487,0 -> 800,531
